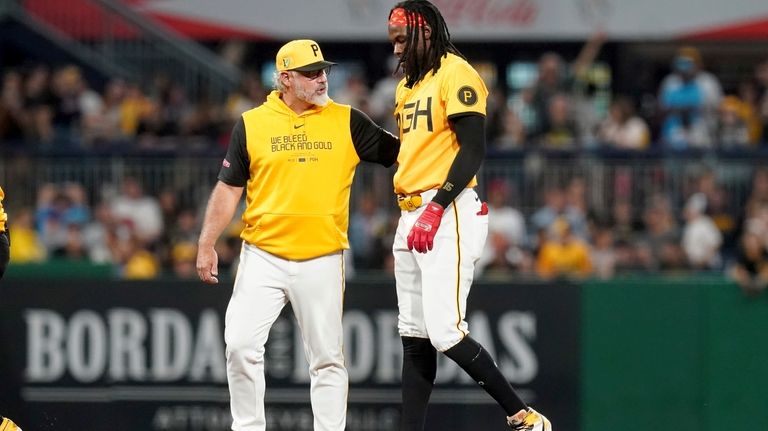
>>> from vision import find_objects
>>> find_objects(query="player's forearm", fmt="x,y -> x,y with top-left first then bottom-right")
433,114 -> 486,207
198,181 -> 243,247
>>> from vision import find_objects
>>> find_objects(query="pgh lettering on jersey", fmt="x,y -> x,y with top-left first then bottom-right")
402,97 -> 433,133
393,53 -> 488,195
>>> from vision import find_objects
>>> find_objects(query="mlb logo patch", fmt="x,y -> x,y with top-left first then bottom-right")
222,159 -> 231,168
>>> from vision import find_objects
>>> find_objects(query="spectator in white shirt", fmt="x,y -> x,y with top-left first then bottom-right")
597,96 -> 650,150
110,176 -> 163,245
681,192 -> 722,270
477,179 -> 529,276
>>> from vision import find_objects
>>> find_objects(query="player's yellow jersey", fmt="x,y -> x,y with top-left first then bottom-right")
0,186 -> 7,232
393,53 -> 488,195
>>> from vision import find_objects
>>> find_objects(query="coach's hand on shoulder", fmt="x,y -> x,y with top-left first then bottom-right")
196,244 -> 219,284
407,202 -> 445,253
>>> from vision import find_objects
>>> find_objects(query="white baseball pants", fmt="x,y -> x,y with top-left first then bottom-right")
225,243 -> 348,430
393,188 -> 489,352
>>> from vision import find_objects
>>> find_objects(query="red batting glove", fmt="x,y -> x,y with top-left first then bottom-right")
407,202 -> 445,253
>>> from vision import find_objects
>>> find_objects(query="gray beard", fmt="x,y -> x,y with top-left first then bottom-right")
296,87 -> 329,106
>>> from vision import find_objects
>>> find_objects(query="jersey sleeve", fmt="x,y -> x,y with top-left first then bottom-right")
442,61 -> 489,119
431,114 -> 486,207
217,117 -> 250,187
349,107 -> 400,167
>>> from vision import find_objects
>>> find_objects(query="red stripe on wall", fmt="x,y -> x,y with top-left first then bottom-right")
147,13 -> 270,40
682,16 -> 768,40
23,0 -> 268,41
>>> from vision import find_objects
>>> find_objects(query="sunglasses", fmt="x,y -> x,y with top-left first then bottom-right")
295,67 -> 331,80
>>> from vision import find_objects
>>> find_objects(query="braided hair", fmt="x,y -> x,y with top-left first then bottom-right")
389,0 -> 465,88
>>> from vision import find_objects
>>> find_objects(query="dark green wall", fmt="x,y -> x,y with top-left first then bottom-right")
581,277 -> 768,431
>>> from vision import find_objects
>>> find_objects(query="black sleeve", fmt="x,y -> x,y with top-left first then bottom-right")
432,113 -> 486,208
217,117 -> 250,187
0,229 -> 9,281
349,108 -> 400,167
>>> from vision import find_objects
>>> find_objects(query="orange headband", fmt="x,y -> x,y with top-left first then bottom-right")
388,7 -> 425,27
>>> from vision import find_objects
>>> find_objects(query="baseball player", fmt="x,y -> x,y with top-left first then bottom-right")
386,2 -> 552,430
0,186 -> 9,280
196,39 -> 399,431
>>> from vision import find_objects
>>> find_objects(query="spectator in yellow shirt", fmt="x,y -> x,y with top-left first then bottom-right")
8,207 -> 46,264
536,217 -> 593,279
122,235 -> 160,279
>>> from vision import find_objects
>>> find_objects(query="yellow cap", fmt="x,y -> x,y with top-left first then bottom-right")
275,39 -> 336,72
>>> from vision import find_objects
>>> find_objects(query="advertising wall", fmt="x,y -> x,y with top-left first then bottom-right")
133,0 -> 768,40
0,281 -> 580,431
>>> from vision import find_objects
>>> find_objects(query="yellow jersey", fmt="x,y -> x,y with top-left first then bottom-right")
0,186 -> 6,232
393,53 -> 488,195
219,91 -> 398,260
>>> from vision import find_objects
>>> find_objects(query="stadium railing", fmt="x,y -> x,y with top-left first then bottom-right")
1,149 -> 763,217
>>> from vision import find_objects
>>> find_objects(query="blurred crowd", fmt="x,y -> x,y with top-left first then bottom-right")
6,164 -> 768,298
494,40 -> 768,154
0,63 -> 262,155
10,176 -> 245,280
3,42 -> 768,155
349,167 -> 768,295
3,42 -> 768,295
